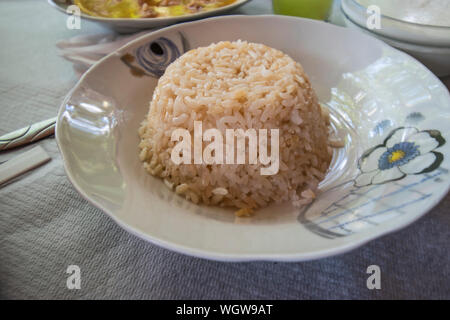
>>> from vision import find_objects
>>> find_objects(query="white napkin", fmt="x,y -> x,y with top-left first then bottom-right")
57,31 -> 150,76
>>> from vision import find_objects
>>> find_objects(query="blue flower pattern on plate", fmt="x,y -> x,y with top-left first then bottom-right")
299,123 -> 446,239
378,142 -> 420,170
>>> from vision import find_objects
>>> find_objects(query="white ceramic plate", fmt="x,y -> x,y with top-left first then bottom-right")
48,0 -> 251,33
56,15 -> 450,261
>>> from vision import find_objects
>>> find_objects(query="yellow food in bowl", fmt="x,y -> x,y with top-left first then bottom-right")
74,0 -> 237,18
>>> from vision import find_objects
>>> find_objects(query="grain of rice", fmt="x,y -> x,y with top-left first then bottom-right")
164,179 -> 174,190
175,183 -> 189,194
235,207 -> 254,217
212,187 -> 228,196
328,138 -> 346,148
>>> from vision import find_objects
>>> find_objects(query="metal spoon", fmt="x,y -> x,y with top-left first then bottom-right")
0,117 -> 56,151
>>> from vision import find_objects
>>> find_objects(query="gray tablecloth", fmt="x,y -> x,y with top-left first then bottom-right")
0,0 -> 449,300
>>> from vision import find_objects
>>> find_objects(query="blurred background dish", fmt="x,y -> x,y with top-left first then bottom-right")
355,0 -> 450,28
341,0 -> 450,47
73,0 -> 239,18
48,0 -> 251,33
341,0 -> 450,77
342,12 -> 450,77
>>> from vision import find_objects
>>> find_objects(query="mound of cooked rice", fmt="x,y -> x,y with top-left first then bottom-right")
138,40 -> 331,212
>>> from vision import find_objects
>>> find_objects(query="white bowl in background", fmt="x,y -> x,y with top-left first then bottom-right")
341,0 -> 450,48
342,10 -> 450,77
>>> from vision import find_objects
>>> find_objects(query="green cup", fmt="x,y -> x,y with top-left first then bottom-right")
272,0 -> 334,21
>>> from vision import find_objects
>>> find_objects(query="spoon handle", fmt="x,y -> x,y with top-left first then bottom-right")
0,117 -> 57,151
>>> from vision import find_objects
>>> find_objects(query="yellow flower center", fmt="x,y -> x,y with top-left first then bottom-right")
388,150 -> 405,163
